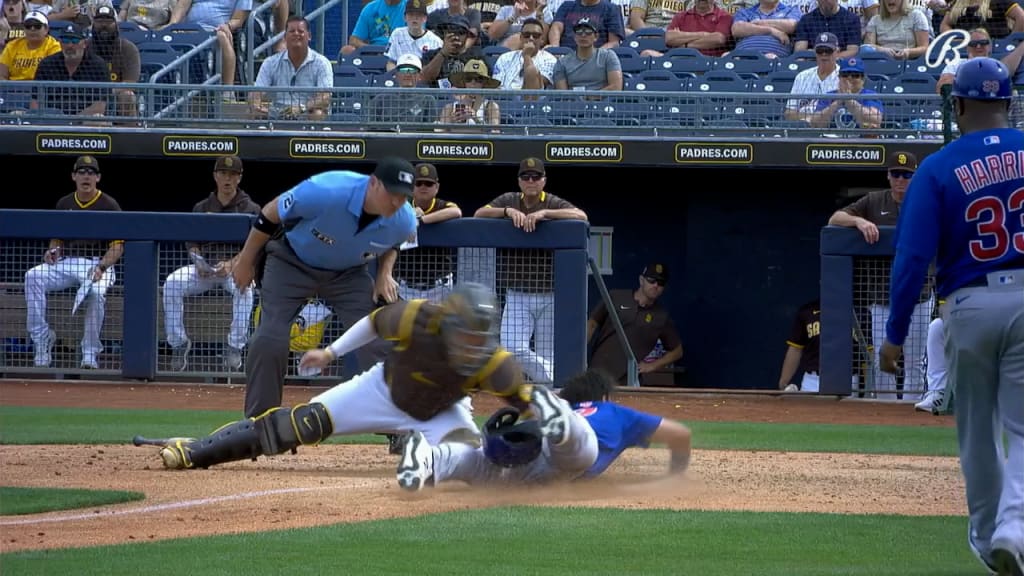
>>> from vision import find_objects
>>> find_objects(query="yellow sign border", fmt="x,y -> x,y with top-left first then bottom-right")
35,133 -> 113,154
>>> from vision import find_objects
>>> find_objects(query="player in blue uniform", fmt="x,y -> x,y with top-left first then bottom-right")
881,57 -> 1023,576
231,157 -> 418,418
395,369 -> 692,490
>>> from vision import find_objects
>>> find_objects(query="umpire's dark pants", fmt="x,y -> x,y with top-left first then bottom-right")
244,238 -> 390,418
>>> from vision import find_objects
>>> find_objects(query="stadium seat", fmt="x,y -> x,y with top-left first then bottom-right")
370,68 -> 399,88
532,96 -> 582,126
884,72 -> 937,95
354,44 -> 388,57
750,69 -> 797,94
628,69 -> 687,97
903,56 -> 945,78
483,45 -> 509,59
581,96 -> 648,127
120,29 -> 153,45
333,64 -> 370,87
775,50 -> 817,73
622,27 -> 667,53
0,85 -> 33,112
341,54 -> 389,75
543,46 -> 572,58
118,20 -> 144,32
715,51 -> 773,79
648,53 -> 712,78
649,99 -> 701,127
612,46 -> 647,75
861,53 -> 902,82
162,22 -> 208,35
332,95 -> 370,123
46,20 -> 75,32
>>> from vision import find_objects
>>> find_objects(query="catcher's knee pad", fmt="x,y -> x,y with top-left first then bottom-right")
171,403 -> 333,470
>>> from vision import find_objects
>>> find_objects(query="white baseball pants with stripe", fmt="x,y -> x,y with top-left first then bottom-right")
500,289 -> 554,385
24,257 -> 116,360
162,265 -> 254,349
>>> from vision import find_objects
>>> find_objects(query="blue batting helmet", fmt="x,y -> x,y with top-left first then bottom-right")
952,56 -> 1013,100
482,407 -> 543,468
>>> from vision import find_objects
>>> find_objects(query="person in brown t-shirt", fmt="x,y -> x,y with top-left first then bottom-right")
393,163 -> 463,303
777,299 -> 820,392
827,150 -> 932,401
474,157 -> 588,386
162,155 -> 262,373
24,155 -> 123,370
587,262 -> 684,386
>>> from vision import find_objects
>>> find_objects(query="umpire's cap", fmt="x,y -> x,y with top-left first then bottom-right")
74,155 -> 100,172
952,56 -> 1012,100
374,156 -> 415,197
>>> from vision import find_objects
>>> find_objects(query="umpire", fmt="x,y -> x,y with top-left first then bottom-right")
232,157 -> 419,417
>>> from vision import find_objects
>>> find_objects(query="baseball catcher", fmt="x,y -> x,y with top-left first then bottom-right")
143,283 -> 556,471
396,369 -> 693,491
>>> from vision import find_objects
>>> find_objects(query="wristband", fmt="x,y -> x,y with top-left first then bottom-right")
503,207 -> 509,218
253,212 -> 279,235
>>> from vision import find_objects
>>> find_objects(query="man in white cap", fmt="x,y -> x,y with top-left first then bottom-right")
370,53 -> 438,126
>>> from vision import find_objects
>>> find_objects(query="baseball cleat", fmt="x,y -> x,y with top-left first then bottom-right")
396,431 -> 434,492
530,385 -> 570,446
159,438 -> 196,470
991,540 -> 1023,576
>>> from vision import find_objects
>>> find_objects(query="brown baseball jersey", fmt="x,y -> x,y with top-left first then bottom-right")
589,289 -> 682,384
189,190 -> 262,263
486,191 -> 578,293
393,197 -> 459,290
369,299 -> 533,421
53,190 -> 123,259
786,300 -> 820,374
840,189 -> 900,225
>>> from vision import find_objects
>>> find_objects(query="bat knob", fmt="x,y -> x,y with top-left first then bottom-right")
132,435 -> 145,446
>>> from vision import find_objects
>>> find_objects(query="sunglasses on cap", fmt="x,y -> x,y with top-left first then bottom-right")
889,169 -> 914,179
415,180 -> 436,187
643,276 -> 666,287
519,172 -> 543,181
967,39 -> 990,47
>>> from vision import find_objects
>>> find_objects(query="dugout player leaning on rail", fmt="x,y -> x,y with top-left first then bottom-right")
230,157 -> 418,418
24,155 -> 123,370
150,283 -> 566,472
881,57 -> 1023,576
777,299 -> 821,392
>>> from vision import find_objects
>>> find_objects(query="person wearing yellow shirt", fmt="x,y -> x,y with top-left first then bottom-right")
0,10 -> 60,80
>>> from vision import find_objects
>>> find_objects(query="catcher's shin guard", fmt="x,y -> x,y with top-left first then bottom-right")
162,403 -> 334,469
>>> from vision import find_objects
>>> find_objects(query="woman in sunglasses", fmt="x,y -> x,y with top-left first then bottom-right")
439,58 -> 502,129
939,0 -> 1023,38
936,28 -> 993,92
0,10 -> 59,80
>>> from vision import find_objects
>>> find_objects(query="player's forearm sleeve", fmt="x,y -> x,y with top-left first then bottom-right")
327,316 -> 377,358
885,251 -> 932,346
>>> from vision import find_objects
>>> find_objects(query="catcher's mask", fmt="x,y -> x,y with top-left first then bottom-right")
441,282 -> 499,376
482,407 -> 543,468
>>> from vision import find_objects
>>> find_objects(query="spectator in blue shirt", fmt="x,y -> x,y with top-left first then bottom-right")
810,56 -> 884,130
231,157 -> 419,418
793,0 -> 862,60
730,0 -> 802,58
548,0 -> 624,50
340,0 -> 408,56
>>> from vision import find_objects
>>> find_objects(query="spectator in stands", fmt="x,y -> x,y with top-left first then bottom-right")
427,0 -> 483,46
466,0 -> 502,37
439,58 -> 501,127
587,263 -> 684,387
251,15 -> 332,120
0,16 -> 10,50
24,155 -> 123,370
730,0 -> 801,58
628,0 -> 687,32
640,0 -> 734,58
420,14 -> 485,87
0,11 -> 59,80
493,17 -> 557,88
935,27 -> 991,92
548,0 -> 632,38
784,31 -> 839,121
939,0 -> 1023,38
392,163 -> 462,303
828,151 -> 930,401
861,0 -> 931,59
90,6 -> 141,118
3,0 -> 28,42
164,0 -> 248,90
488,0 -> 546,49
552,17 -> 624,90
777,298 -> 820,392
793,0 -> 862,58
118,0 -> 175,30
163,155 -> 261,372
340,0 -> 407,56
838,0 -> 880,35
370,53 -> 438,126
384,0 -> 442,70
474,157 -> 589,386
31,22 -> 110,116
548,0 -> 625,49
809,56 -> 883,130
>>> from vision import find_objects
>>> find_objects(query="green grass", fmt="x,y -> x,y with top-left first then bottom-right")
0,508 -> 975,575
0,486 -> 144,516
0,406 -> 959,456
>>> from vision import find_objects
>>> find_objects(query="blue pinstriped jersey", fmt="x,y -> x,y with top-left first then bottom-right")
887,128 -> 1024,345
571,401 -> 662,478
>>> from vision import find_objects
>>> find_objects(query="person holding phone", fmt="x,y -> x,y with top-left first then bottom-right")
439,58 -> 501,128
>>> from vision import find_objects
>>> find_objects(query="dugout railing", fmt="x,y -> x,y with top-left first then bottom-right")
0,210 -> 589,385
820,225 -> 935,399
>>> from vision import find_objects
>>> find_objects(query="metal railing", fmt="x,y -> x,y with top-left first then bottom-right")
587,256 -> 639,388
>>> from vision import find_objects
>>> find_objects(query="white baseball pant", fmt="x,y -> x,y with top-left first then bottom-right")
162,265 -> 254,349
24,257 -> 116,361
397,278 -> 452,304
800,372 -> 820,392
925,317 -> 949,397
500,289 -> 554,385
309,362 -> 478,445
871,299 -> 931,400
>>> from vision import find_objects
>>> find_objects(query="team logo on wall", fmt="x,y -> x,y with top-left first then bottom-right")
926,29 -> 970,69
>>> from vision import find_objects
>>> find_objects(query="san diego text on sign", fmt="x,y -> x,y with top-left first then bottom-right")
36,134 -> 112,153
289,138 -> 365,159
163,136 -> 238,156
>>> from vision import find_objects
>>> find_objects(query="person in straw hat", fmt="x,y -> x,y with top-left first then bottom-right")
440,59 -> 501,128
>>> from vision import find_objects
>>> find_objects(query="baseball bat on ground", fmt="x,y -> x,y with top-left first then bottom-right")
132,435 -> 170,447
851,307 -> 875,396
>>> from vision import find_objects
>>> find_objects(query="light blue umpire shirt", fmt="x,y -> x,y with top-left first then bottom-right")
277,171 -> 417,271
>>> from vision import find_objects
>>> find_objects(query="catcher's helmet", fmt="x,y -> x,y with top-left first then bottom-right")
482,407 -> 543,468
441,282 -> 499,376
952,56 -> 1012,100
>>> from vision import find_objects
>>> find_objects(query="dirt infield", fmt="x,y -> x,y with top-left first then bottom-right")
0,380 -> 961,553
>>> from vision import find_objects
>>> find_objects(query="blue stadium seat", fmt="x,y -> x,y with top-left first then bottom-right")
371,69 -> 400,88
332,95 -> 370,122
622,27 -> 667,53
883,71 -> 937,95
118,20 -> 144,32
903,56 -> 945,78
136,41 -> 181,58
612,46 -> 647,75
46,20 -> 75,32
581,96 -> 649,127
139,51 -> 183,83
648,99 -> 701,127
648,53 -> 712,78
120,29 -> 153,45
627,69 -> 687,97
715,51 -> 773,79
750,69 -> 797,94
483,45 -> 509,59
0,85 -> 33,112
341,54 -> 390,75
162,22 -> 208,34
860,53 -> 902,82
775,50 -> 817,73
333,64 -> 370,88
543,46 -> 572,58
354,44 -> 388,57
532,96 -> 582,126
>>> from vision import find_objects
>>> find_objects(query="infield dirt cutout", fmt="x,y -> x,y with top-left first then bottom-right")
0,381 -> 962,553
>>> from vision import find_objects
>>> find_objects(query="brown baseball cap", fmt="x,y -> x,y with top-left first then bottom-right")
642,262 -> 669,284
214,155 -> 243,173
886,151 -> 918,171
405,0 -> 427,14
519,157 -> 545,176
74,155 -> 99,172
414,163 -> 439,183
